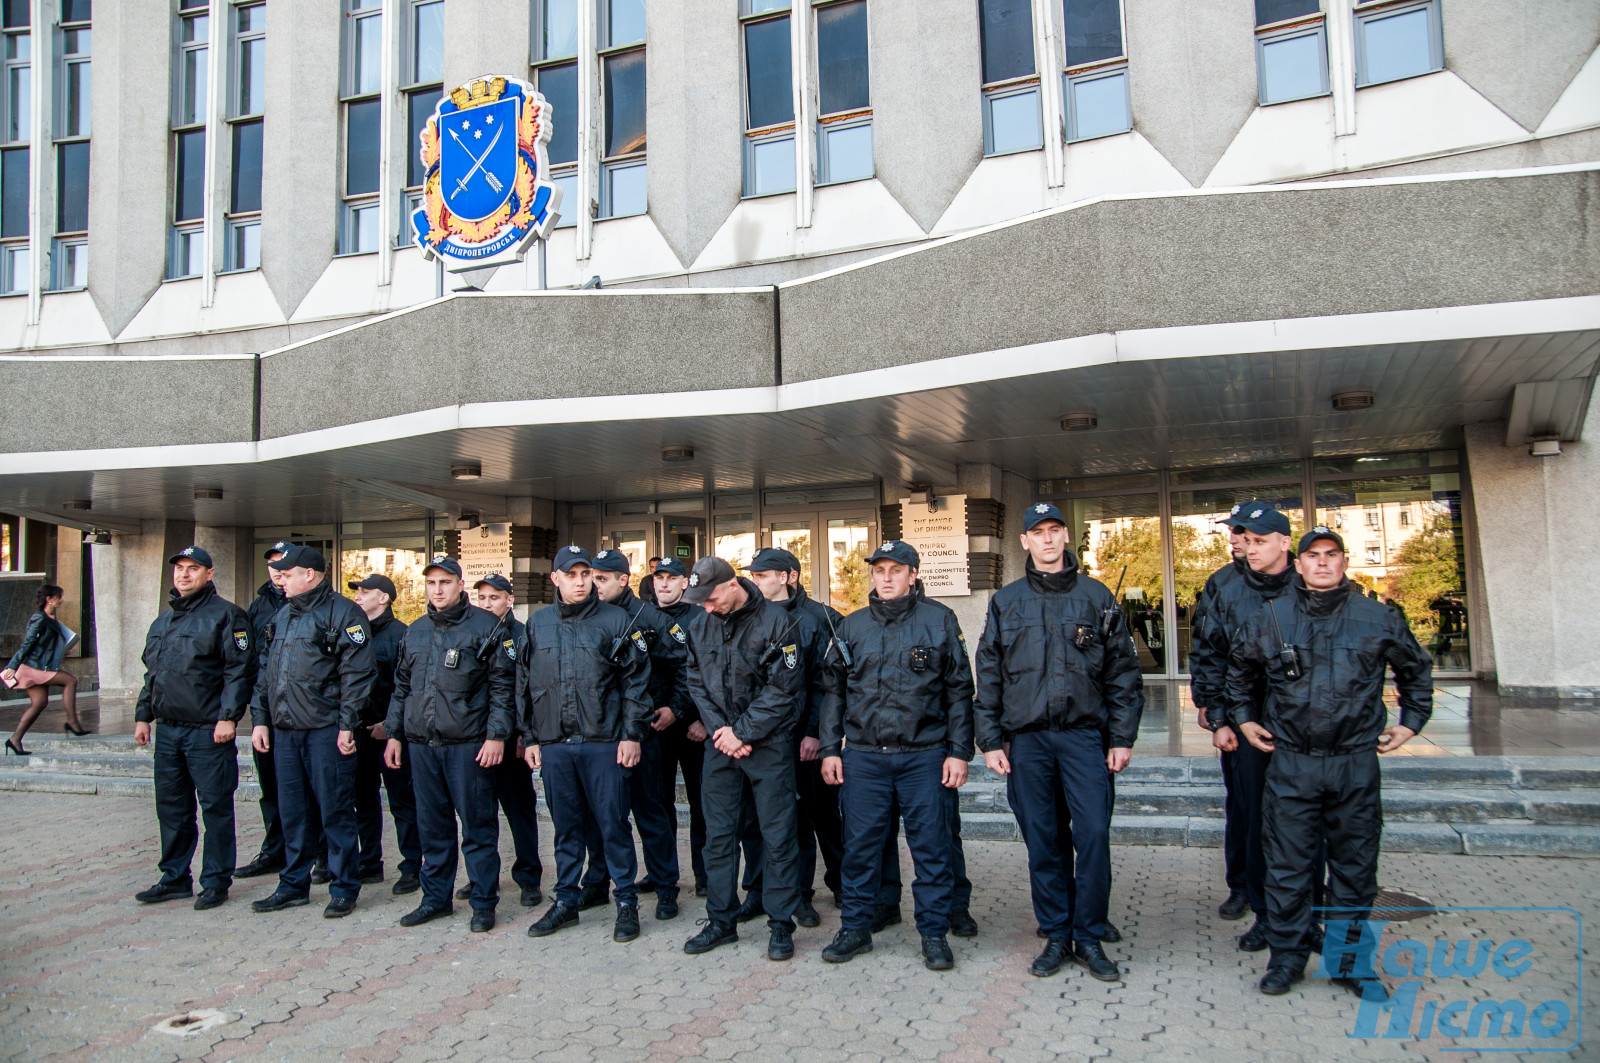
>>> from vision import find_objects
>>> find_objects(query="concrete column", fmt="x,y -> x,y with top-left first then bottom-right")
194,525 -> 252,606
86,0 -> 172,335
442,0 -> 531,89
158,519 -> 197,613
1463,420 -> 1600,697
54,526 -> 82,656
90,521 -> 168,722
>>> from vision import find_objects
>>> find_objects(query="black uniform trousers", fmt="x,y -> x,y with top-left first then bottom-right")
875,789 -> 972,911
1228,742 -> 1271,915
580,731 -> 679,893
840,749 -> 955,935
1262,747 -> 1382,971
492,745 -> 544,890
1009,728 -> 1113,945
543,740 -> 638,909
658,721 -> 707,887
355,729 -> 421,879
1221,748 -> 1248,895
253,726 -> 326,866
154,723 -> 239,892
702,739 -> 799,930
273,725 -> 359,900
410,741 -> 500,911
735,743 -> 845,903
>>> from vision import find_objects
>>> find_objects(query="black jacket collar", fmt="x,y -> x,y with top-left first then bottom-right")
558,587 -> 601,621
288,578 -> 333,615
1241,556 -> 1296,595
1294,576 -> 1352,617
169,580 -> 217,614
1025,553 -> 1080,595
428,592 -> 472,626
718,578 -> 765,630
256,580 -> 286,606
868,582 -> 921,623
371,607 -> 397,634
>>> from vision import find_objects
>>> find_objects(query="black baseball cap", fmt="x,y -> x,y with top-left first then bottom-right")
268,544 -> 327,572
348,573 -> 397,597
867,540 -> 920,568
1298,526 -> 1347,554
654,557 -> 688,577
1230,504 -> 1292,536
590,549 -> 631,574
1023,501 -> 1066,531
745,547 -> 800,573
1217,501 -> 1259,526
423,555 -> 463,578
681,556 -> 737,605
553,545 -> 592,572
168,545 -> 215,568
474,573 -> 514,593
262,539 -> 292,559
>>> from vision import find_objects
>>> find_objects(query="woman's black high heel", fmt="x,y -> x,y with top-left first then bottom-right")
4,738 -> 28,755
63,722 -> 90,736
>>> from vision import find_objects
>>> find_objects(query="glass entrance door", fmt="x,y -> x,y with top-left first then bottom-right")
602,526 -> 653,578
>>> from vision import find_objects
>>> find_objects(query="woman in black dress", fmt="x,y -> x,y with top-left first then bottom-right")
2,584 -> 88,754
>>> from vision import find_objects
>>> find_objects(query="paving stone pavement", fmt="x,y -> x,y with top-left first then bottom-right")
1,791 -> 1594,1063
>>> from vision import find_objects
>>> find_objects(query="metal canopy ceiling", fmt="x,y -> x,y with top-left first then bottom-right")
2,329 -> 1594,528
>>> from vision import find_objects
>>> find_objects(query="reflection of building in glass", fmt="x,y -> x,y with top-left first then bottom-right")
828,519 -> 871,613
340,545 -> 428,623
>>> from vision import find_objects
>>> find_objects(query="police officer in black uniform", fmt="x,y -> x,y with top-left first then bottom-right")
131,546 -> 256,910
236,540 -> 291,880
650,557 -> 709,896
347,573 -> 422,896
463,573 -> 544,909
382,557 -> 515,932
1225,526 -> 1433,997
679,556 -> 808,962
817,541 -> 974,971
520,546 -> 653,945
248,545 -> 376,918
582,550 -> 683,920
1189,504 -> 1296,953
975,502 -> 1144,984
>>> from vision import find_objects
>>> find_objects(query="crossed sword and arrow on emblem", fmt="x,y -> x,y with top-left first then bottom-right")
448,122 -> 505,199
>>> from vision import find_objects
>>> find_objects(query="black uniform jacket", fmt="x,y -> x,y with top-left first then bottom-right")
683,578 -> 806,748
973,555 -> 1145,753
135,582 -> 256,726
609,584 -> 694,725
7,610 -> 69,672
1188,557 -> 1295,729
384,593 -> 515,745
1223,577 -> 1433,755
516,589 -> 652,744
247,581 -> 287,645
654,598 -> 699,723
358,608 -> 408,729
782,583 -> 842,739
818,583 -> 974,760
249,579 -> 377,732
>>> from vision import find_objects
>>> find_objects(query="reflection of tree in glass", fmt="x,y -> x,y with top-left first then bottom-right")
340,549 -> 429,624
1384,511 -> 1459,644
831,542 -> 870,615
1090,519 -> 1228,608
775,533 -> 813,593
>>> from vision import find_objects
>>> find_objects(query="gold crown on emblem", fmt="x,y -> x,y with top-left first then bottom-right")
449,77 -> 507,110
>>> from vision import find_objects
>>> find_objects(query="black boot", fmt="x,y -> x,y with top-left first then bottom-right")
870,904 -> 902,933
235,852 -> 284,879
767,923 -> 794,961
795,895 -> 820,928
821,927 -> 873,963
1239,917 -> 1270,952
614,904 -> 641,943
683,920 -> 738,955
1030,937 -> 1071,977
733,893 -> 765,923
948,909 -> 978,938
1218,889 -> 1250,920
392,874 -> 421,896
577,883 -> 610,911
1072,940 -> 1121,982
655,889 -> 680,921
527,902 -> 580,937
921,933 -> 954,971
1260,962 -> 1305,996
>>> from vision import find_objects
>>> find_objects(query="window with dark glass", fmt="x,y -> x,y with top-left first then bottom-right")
979,0 -> 1040,155
0,3 -> 26,294
224,3 -> 263,270
531,0 -> 578,228
340,0 -> 382,253
1061,0 -> 1129,143
168,3 -> 206,279
599,0 -> 646,219
742,3 -> 794,196
398,0 -> 444,246
815,0 -> 871,185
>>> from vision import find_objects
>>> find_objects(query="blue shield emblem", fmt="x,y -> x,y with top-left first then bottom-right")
440,96 -> 519,222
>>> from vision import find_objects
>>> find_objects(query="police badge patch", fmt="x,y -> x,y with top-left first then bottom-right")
782,644 -> 798,669
502,638 -> 517,661
233,631 -> 249,651
669,623 -> 686,645
630,631 -> 648,653
346,624 -> 367,645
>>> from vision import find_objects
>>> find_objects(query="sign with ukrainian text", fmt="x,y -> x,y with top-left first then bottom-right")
413,75 -> 562,271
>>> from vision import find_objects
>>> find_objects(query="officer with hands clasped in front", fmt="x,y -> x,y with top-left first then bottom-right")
975,502 -> 1144,985
519,546 -> 653,945
383,557 -> 516,933
817,540 -> 974,972
249,545 -> 377,919
1224,526 -> 1432,998
132,546 -> 257,910
649,557 -> 712,895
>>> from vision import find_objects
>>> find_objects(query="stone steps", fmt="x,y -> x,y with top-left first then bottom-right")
5,735 -> 1600,857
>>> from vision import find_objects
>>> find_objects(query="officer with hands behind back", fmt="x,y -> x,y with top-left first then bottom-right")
649,557 -> 712,896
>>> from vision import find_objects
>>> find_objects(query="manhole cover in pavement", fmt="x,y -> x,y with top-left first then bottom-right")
1369,889 -> 1437,921
151,1010 -> 237,1037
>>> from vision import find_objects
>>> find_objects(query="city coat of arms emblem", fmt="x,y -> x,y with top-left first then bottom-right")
412,75 -> 562,267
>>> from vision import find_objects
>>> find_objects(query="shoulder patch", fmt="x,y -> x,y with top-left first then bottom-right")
782,644 -> 798,670
502,638 -> 517,661
346,624 -> 367,645
957,632 -> 967,648
233,630 -> 249,651
630,630 -> 649,652
669,623 -> 686,644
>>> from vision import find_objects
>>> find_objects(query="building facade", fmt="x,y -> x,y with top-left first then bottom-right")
0,0 -> 1597,706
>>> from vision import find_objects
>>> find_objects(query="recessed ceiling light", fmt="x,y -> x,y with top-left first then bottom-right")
62,499 -> 92,510
194,488 -> 223,500
451,462 -> 483,480
661,445 -> 695,462
1059,413 -> 1098,431
1331,390 -> 1375,411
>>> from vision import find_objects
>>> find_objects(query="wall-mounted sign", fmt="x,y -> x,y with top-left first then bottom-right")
413,75 -> 563,271
899,495 -> 969,597
459,523 -> 513,586
675,546 -> 692,558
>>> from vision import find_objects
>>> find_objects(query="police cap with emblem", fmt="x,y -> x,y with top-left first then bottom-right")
654,557 -> 688,577
474,573 -> 514,593
744,547 -> 800,573
423,555 -> 463,578
1297,526 -> 1347,554
1230,504 -> 1292,536
1216,501 -> 1260,526
681,556 -> 737,605
553,545 -> 592,572
167,545 -> 215,568
268,543 -> 327,572
589,550 -> 631,574
262,539 -> 292,560
348,573 -> 397,597
867,540 -> 920,568
1023,501 -> 1067,531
